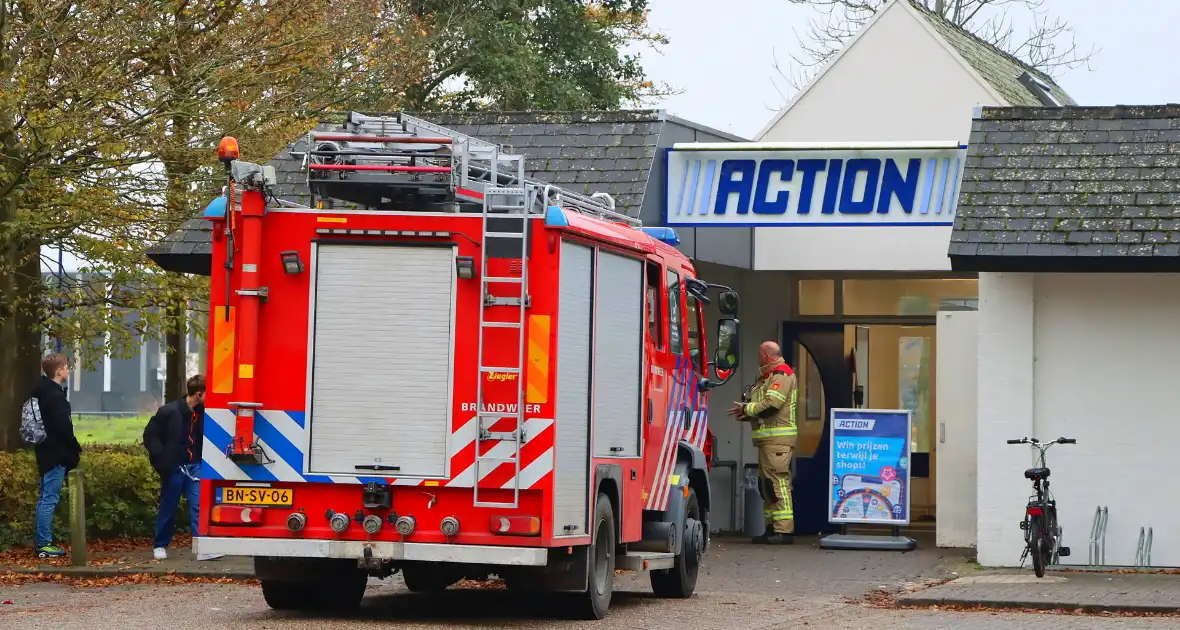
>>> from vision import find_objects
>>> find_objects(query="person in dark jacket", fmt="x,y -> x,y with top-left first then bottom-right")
143,374 -> 217,560
31,353 -> 82,558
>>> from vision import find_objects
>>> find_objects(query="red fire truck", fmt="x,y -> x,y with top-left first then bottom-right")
193,112 -> 742,619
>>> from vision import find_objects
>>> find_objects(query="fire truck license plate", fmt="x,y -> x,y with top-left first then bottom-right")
218,487 -> 293,507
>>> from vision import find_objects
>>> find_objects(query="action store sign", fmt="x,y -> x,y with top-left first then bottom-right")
828,408 -> 912,526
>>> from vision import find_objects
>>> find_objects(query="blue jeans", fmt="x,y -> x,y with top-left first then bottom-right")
153,463 -> 201,549
34,465 -> 66,548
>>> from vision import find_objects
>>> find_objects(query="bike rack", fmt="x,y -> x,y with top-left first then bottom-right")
1088,505 -> 1108,566
1135,526 -> 1154,568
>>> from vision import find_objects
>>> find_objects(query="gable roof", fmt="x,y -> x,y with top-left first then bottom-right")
755,0 -> 1075,139
950,105 -> 1180,272
911,1 -> 1075,108
145,110 -> 704,275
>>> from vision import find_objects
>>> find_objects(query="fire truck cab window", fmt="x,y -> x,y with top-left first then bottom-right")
686,290 -> 703,371
666,269 -> 683,354
646,261 -> 663,349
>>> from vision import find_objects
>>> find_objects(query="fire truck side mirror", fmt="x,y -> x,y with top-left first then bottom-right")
718,291 -> 740,316
714,318 -> 740,371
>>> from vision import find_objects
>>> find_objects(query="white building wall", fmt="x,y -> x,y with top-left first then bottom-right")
1032,274 -> 1180,568
753,1 -> 1001,273
977,272 -> 1180,567
975,273 -> 1035,567
696,261 -> 792,533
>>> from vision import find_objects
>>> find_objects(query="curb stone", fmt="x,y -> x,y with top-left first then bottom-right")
895,594 -> 1180,615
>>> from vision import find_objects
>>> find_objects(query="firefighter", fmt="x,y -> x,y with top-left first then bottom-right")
728,341 -> 798,545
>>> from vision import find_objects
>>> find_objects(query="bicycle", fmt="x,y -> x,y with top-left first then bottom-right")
1006,436 -> 1076,578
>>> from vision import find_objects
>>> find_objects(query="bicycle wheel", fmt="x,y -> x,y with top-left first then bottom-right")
1029,520 -> 1047,578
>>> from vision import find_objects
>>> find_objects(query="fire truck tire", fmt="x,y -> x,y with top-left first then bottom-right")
260,581 -> 310,610
401,564 -> 460,593
574,491 -> 616,620
650,487 -> 701,598
259,573 -> 367,612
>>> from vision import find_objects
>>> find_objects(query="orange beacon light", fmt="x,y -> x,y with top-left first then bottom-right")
218,136 -> 240,163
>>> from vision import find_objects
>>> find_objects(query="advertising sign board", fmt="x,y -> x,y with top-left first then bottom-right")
828,408 -> 913,527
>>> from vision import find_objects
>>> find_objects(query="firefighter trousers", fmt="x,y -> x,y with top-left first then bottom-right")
756,442 -> 794,534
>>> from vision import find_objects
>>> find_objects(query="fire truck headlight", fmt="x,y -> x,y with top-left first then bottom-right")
328,511 -> 351,533
362,514 -> 383,535
395,516 -> 416,536
455,256 -> 475,279
440,516 -> 460,537
280,250 -> 304,274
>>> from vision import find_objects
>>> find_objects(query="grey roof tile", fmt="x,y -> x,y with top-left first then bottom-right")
952,104 -> 1180,265
148,110 -> 667,274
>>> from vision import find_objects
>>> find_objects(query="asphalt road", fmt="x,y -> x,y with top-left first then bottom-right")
3,537 -> 1175,629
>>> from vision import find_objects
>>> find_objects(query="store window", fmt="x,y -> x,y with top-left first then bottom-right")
842,279 -> 978,316
797,279 -> 835,315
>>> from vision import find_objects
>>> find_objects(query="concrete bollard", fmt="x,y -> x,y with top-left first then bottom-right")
68,468 -> 87,566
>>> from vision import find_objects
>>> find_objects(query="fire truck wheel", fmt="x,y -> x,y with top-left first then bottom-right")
261,571 -> 368,611
575,491 -> 616,620
260,580 -> 311,610
649,487 -> 701,598
401,564 -> 460,593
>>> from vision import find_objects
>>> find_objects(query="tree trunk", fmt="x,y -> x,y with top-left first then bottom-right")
165,297 -> 187,402
0,243 -> 43,452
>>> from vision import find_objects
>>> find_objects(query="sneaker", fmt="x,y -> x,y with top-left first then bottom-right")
153,547 -> 167,560
196,554 -> 224,561
36,545 -> 66,558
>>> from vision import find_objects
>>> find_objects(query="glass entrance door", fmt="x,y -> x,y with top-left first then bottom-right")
851,324 -> 937,523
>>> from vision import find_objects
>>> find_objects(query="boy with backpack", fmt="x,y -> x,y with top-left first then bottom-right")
20,353 -> 82,558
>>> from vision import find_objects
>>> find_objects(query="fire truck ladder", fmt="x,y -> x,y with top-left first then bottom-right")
473,153 -> 531,509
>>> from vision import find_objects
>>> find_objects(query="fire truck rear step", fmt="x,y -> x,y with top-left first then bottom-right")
617,551 -> 676,572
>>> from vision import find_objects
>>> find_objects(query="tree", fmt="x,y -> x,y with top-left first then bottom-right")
0,0 -> 435,450
775,0 -> 1097,92
404,0 -> 674,110
121,0 -> 435,399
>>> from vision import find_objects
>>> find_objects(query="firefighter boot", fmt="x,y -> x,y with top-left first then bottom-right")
764,533 -> 794,545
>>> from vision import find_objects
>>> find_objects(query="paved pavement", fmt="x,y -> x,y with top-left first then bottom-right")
897,570 -> 1180,613
0,533 -> 972,628
4,534 -> 1179,628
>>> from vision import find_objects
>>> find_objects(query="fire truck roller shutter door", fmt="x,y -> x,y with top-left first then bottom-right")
554,241 -> 593,537
592,251 -> 643,459
306,243 -> 457,478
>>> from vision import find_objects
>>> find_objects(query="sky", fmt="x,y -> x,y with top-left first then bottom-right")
43,0 -> 1180,272
637,0 -> 1180,138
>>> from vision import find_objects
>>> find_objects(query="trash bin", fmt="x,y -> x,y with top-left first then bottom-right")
743,463 -> 765,538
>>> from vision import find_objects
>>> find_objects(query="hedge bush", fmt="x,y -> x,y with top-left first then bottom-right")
0,447 -> 190,551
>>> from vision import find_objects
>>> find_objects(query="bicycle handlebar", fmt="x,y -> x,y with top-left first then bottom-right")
1006,437 -> 1076,445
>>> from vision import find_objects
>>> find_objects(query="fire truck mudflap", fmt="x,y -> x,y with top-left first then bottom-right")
193,113 -> 744,621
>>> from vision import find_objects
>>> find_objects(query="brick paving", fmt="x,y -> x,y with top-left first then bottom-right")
896,571 -> 1180,613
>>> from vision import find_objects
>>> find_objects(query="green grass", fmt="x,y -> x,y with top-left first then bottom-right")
73,415 -> 151,445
